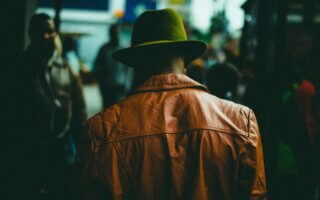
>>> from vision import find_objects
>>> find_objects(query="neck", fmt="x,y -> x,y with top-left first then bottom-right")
132,57 -> 185,89
153,57 -> 186,75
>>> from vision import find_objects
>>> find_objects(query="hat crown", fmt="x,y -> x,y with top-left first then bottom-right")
131,8 -> 187,46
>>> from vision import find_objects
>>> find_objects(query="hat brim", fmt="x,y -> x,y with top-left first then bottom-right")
112,40 -> 207,67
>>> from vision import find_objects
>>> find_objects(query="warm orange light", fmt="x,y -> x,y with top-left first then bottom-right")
115,10 -> 124,18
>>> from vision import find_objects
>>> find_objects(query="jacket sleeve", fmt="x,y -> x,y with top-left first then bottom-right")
237,109 -> 267,200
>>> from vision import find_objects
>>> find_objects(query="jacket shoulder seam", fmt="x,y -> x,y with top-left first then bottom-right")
90,114 -> 139,196
247,108 -> 251,144
91,126 -> 248,143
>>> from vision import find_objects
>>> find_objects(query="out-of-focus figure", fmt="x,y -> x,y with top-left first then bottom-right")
264,49 -> 320,200
186,58 -> 206,84
93,23 -> 133,108
12,13 -> 87,200
207,63 -> 241,102
223,35 -> 241,67
291,78 -> 320,200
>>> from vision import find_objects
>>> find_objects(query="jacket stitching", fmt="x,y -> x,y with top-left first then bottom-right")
140,82 -> 203,87
91,127 -> 248,144
247,109 -> 252,144
103,122 -> 247,136
99,114 -> 138,197
99,113 -> 109,140
86,123 -> 95,155
129,84 -> 208,96
111,141 -> 139,198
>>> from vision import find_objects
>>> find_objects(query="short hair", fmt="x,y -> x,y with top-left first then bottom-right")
28,13 -> 51,40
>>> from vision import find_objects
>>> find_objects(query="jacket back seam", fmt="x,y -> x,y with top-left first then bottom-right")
91,127 -> 248,144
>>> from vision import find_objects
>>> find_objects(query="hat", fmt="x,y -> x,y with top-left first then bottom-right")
112,8 -> 207,67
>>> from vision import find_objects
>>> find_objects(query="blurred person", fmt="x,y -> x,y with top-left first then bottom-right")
223,35 -> 241,67
10,13 -> 87,200
291,76 -> 320,200
266,50 -> 320,200
75,8 -> 266,200
207,63 -> 241,102
265,52 -> 302,200
93,23 -> 133,108
293,78 -> 320,200
186,58 -> 206,84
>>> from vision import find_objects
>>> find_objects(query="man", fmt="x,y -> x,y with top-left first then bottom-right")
76,9 -> 266,200
93,23 -> 133,108
8,13 -> 87,199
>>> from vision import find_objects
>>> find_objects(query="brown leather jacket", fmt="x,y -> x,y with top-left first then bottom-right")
75,74 -> 266,200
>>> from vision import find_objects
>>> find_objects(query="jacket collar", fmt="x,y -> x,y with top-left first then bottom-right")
129,73 -> 209,95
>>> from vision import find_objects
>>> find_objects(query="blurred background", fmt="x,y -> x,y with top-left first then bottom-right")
2,0 -> 320,199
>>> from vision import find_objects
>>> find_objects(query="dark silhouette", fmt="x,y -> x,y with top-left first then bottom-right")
9,13 -> 87,200
93,23 -> 133,108
186,58 -> 206,84
207,63 -> 241,102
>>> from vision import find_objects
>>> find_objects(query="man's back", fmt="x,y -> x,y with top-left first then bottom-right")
76,74 -> 266,200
